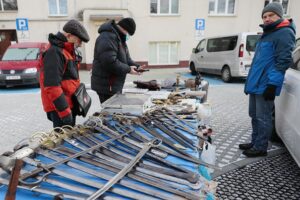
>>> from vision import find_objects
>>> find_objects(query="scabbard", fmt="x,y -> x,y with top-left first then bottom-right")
5,159 -> 23,200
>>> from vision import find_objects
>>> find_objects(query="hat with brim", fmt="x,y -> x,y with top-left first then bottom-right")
63,19 -> 90,42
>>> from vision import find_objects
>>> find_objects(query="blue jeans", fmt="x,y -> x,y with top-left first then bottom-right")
249,94 -> 274,151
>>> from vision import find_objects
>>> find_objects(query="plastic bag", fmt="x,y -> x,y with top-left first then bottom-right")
200,141 -> 216,173
197,102 -> 212,125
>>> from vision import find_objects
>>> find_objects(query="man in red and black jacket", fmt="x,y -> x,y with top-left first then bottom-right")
40,19 -> 90,127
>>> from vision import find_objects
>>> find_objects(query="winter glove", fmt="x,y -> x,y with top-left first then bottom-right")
263,85 -> 277,101
61,113 -> 73,126
133,80 -> 160,91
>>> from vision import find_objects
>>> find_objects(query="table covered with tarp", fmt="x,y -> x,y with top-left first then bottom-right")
0,90 -> 217,200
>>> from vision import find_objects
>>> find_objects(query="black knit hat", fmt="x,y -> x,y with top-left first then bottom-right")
262,2 -> 283,18
63,19 -> 90,42
117,18 -> 136,35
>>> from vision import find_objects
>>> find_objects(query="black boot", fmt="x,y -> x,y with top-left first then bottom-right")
239,143 -> 253,150
242,148 -> 267,157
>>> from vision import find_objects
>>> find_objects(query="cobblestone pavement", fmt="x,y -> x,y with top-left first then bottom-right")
203,80 -> 300,199
208,85 -> 283,170
215,152 -> 300,199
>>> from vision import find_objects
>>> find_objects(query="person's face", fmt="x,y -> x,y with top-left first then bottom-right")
66,33 -> 82,48
262,11 -> 281,25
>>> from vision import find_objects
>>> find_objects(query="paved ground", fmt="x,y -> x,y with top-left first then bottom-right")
0,68 -> 300,199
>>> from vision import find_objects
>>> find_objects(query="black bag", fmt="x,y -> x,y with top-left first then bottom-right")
73,83 -> 92,117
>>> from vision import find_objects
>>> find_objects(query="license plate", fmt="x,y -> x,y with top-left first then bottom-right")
6,75 -> 21,80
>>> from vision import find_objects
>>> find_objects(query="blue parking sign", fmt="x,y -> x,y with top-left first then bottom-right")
16,18 -> 29,31
195,19 -> 205,30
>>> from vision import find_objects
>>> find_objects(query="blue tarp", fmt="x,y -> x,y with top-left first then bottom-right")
0,119 -> 214,200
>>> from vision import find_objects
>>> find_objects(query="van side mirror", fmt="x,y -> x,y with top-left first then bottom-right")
192,48 -> 199,53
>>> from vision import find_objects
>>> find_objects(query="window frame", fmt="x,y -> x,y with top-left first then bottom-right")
206,36 -> 238,52
0,0 -> 18,11
208,0 -> 236,16
48,0 -> 68,17
196,39 -> 206,52
149,41 -> 180,65
150,0 -> 180,16
264,0 -> 289,16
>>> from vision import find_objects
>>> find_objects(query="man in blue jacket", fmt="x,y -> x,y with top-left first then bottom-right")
240,2 -> 296,157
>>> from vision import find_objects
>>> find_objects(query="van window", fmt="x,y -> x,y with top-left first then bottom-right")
2,48 -> 40,61
246,35 -> 260,52
207,36 -> 238,52
196,39 -> 206,52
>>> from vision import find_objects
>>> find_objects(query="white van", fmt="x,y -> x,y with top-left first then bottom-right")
189,32 -> 261,82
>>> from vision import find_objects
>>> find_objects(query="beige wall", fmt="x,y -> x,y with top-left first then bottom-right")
0,0 -> 299,68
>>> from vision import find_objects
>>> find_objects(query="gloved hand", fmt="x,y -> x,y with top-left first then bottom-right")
263,85 -> 277,101
61,113 -> 73,126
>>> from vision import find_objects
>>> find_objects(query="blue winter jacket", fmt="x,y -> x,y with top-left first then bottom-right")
245,19 -> 296,95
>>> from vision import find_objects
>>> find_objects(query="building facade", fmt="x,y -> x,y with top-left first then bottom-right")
0,0 -> 299,69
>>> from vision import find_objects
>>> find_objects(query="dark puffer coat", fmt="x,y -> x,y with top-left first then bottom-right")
91,20 -> 139,95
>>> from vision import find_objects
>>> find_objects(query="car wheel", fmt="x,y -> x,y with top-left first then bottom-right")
221,66 -> 232,82
190,63 -> 196,75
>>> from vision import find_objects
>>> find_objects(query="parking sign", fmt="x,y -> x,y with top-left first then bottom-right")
16,18 -> 29,31
195,19 -> 205,30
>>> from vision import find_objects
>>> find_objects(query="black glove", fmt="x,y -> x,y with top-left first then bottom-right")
263,85 -> 277,101
61,113 -> 73,126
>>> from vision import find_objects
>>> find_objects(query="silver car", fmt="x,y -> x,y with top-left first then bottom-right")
275,45 -> 300,167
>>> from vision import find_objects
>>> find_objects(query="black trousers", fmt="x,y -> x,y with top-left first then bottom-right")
47,110 -> 76,128
97,93 -> 113,104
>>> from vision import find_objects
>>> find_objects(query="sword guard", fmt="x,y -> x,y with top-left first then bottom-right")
150,138 -> 162,147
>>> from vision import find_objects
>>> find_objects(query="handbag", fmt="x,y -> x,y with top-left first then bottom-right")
73,83 -> 92,117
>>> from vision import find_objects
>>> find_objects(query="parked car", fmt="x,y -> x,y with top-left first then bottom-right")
275,45 -> 300,167
189,32 -> 261,82
0,42 -> 47,87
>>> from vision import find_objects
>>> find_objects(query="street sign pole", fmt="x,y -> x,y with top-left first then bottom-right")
195,19 -> 205,41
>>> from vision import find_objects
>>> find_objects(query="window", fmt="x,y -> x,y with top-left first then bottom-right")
196,39 -> 206,52
48,0 -> 67,16
149,42 -> 179,65
246,35 -> 261,52
150,0 -> 179,15
208,0 -> 235,15
0,0 -> 18,11
2,48 -> 40,61
264,0 -> 289,15
207,36 -> 238,52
